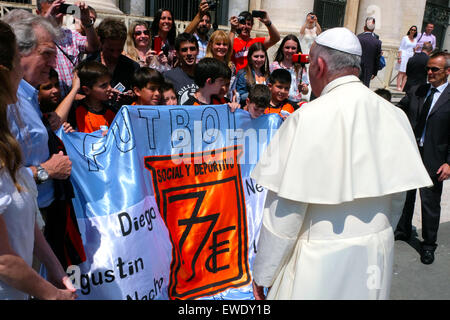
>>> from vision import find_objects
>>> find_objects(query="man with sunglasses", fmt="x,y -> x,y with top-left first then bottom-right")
396,51 -> 450,265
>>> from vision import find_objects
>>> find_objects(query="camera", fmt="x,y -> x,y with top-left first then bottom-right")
292,54 -> 310,64
206,0 -> 217,11
58,3 -> 75,15
251,10 -> 265,18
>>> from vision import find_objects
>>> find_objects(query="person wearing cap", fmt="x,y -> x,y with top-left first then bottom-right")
250,27 -> 432,300
357,17 -> 382,87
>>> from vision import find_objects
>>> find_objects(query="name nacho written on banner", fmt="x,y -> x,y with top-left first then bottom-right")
59,104 -> 282,300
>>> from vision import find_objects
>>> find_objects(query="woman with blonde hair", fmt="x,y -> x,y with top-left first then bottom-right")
126,20 -> 169,71
205,30 -> 235,71
0,20 -> 76,300
205,30 -> 237,100
126,21 -> 151,66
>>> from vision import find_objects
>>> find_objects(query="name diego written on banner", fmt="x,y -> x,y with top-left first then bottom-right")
62,105 -> 282,300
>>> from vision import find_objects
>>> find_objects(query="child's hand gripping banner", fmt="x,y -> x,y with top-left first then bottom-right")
59,105 -> 282,300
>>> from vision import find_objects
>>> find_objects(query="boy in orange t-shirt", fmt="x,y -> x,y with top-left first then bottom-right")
265,69 -> 299,118
74,61 -> 115,133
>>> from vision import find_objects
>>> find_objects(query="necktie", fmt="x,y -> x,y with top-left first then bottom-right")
415,87 -> 438,139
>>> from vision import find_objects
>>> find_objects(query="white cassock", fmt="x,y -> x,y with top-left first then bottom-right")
251,75 -> 432,300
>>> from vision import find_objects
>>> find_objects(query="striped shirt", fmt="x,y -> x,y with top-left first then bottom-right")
55,28 -> 87,98
194,33 -> 209,62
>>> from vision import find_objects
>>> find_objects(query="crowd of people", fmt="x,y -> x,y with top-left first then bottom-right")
0,0 -> 449,301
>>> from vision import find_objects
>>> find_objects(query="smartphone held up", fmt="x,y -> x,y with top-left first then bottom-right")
58,3 -> 74,15
152,36 -> 162,54
292,54 -> 310,64
206,0 -> 217,11
251,10 -> 266,18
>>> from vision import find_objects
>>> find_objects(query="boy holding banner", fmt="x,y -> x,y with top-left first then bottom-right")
74,61 -> 116,133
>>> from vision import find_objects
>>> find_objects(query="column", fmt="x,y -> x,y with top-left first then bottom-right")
344,0 -> 360,32
255,0 -> 315,34
228,0 -> 249,19
441,0 -> 450,51
129,0 -> 146,16
83,0 -> 123,14
356,0 -> 406,88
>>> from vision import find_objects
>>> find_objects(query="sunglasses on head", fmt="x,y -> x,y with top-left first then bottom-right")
135,30 -> 150,36
426,66 -> 444,72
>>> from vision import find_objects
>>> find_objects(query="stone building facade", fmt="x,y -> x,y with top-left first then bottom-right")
7,0 -> 449,88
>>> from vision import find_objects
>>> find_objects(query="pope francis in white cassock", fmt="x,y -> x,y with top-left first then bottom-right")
250,28 -> 432,300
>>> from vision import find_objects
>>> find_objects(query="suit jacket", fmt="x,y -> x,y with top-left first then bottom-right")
397,83 -> 450,177
357,32 -> 382,87
404,52 -> 429,92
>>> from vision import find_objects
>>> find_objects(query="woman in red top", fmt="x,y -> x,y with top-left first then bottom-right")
231,10 -> 280,72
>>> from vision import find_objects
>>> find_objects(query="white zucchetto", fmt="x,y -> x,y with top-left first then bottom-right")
315,27 -> 362,56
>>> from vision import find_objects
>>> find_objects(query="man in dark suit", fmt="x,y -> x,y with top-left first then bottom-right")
403,42 -> 433,92
357,17 -> 382,87
395,52 -> 450,265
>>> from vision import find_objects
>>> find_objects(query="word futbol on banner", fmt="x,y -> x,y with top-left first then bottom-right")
59,104 -> 282,300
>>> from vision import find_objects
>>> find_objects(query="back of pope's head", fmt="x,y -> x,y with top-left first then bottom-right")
310,27 -> 362,96
251,28 -> 433,204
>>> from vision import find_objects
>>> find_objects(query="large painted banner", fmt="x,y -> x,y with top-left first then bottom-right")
59,105 -> 282,300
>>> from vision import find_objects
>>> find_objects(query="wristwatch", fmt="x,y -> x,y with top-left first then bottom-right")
36,165 -> 49,184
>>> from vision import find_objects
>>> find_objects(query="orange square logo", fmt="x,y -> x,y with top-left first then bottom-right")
144,146 -> 250,299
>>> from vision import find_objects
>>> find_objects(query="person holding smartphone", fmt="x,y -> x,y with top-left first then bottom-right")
270,34 -> 309,103
230,10 -> 280,73
36,0 -> 101,98
299,12 -> 322,54
184,0 -> 213,61
150,8 -> 177,70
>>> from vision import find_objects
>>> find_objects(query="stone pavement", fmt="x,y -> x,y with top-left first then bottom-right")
390,181 -> 450,300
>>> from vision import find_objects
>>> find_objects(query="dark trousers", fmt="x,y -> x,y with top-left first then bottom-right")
40,200 -> 67,267
396,148 -> 442,251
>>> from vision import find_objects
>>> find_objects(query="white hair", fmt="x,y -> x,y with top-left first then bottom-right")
2,9 -> 61,56
313,43 -> 361,76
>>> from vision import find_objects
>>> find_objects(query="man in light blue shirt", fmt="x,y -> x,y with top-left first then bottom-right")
4,12 -> 72,209
9,79 -> 55,208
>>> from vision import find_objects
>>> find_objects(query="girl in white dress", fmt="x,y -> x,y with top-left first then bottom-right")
396,26 -> 418,91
